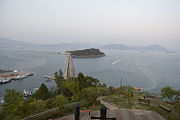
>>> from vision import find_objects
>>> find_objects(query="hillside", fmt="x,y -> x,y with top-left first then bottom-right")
0,37 -> 99,50
100,44 -> 169,51
0,37 -> 37,48
0,37 -> 170,51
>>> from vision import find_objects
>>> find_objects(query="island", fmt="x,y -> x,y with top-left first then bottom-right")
67,48 -> 105,58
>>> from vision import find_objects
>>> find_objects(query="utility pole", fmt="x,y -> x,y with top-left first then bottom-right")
120,76 -> 123,87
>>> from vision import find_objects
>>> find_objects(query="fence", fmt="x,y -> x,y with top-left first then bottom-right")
21,101 -> 85,120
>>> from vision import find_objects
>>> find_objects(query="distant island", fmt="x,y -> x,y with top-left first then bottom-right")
100,44 -> 169,51
67,48 -> 105,58
1,37 -> 173,52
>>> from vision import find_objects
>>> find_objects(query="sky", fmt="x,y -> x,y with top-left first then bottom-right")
0,0 -> 180,50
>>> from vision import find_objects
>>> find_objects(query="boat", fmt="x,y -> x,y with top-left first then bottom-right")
33,88 -> 39,92
0,97 -> 4,105
23,90 -> 32,97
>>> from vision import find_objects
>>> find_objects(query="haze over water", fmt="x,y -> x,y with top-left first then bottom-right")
0,48 -> 180,97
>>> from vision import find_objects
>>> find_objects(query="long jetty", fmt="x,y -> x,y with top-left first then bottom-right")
44,76 -> 55,80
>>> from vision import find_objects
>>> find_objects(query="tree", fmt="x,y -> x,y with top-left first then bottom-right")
108,86 -> 115,94
174,100 -> 180,115
2,89 -> 24,119
97,87 -> 108,96
161,86 -> 180,102
29,100 -> 47,114
121,86 -> 134,105
77,73 -> 86,91
85,76 -> 100,87
34,83 -> 50,100
55,95 -> 68,108
49,86 -> 59,98
99,83 -> 107,89
63,78 -> 80,101
81,87 -> 98,105
45,98 -> 56,109
54,70 -> 64,94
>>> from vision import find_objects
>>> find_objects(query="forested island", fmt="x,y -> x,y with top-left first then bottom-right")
67,48 -> 105,58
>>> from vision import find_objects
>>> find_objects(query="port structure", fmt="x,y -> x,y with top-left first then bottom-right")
44,76 -> 55,80
44,55 -> 75,80
64,55 -> 75,79
0,71 -> 33,84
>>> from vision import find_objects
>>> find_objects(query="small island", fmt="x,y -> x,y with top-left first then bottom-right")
67,48 -> 105,58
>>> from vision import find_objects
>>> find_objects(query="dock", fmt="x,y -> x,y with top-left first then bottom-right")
44,76 -> 55,80
64,55 -> 75,79
0,71 -> 33,84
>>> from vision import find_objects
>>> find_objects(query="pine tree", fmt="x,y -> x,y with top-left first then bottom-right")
35,83 -> 50,100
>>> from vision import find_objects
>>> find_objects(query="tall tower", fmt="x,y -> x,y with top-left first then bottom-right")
64,55 -> 75,79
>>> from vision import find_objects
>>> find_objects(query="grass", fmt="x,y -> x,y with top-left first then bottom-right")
103,93 -> 151,109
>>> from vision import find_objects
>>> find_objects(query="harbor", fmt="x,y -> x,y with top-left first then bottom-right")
0,69 -> 33,84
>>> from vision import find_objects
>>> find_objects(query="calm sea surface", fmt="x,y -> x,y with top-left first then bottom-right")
0,48 -> 180,96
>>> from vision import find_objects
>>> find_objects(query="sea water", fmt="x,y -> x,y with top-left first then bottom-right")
0,48 -> 180,96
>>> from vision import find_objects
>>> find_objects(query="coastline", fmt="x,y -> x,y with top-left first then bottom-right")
71,54 -> 105,58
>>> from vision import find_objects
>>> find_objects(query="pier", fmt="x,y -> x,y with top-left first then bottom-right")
44,76 -> 55,80
0,71 -> 33,84
64,55 -> 75,79
43,55 -> 75,80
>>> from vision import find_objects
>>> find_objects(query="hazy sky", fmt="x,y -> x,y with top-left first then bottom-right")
0,0 -> 180,50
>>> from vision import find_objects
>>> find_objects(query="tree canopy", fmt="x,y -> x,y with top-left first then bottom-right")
33,83 -> 50,100
0,70 -> 108,120
161,86 -> 180,102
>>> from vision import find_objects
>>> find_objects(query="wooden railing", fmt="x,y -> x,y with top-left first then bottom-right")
138,98 -> 151,104
159,104 -> 172,113
21,101 -> 85,120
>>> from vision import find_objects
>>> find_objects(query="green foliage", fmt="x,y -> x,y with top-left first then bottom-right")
81,87 -> 98,105
108,86 -> 115,94
29,100 -> 47,114
85,76 -> 100,87
161,86 -> 180,102
55,95 -> 68,108
33,83 -> 50,100
45,98 -> 56,109
161,86 -> 180,118
97,87 -> 108,96
63,72 -> 103,102
36,109 -> 64,120
68,48 -> 105,57
174,100 -> 180,115
121,86 -> 134,105
0,71 -> 108,120
104,86 -> 180,120
54,70 -> 64,94
106,86 -> 135,106
63,78 -> 80,101
100,83 -> 107,89
49,86 -> 59,98
1,89 -> 24,119
77,73 -> 86,91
